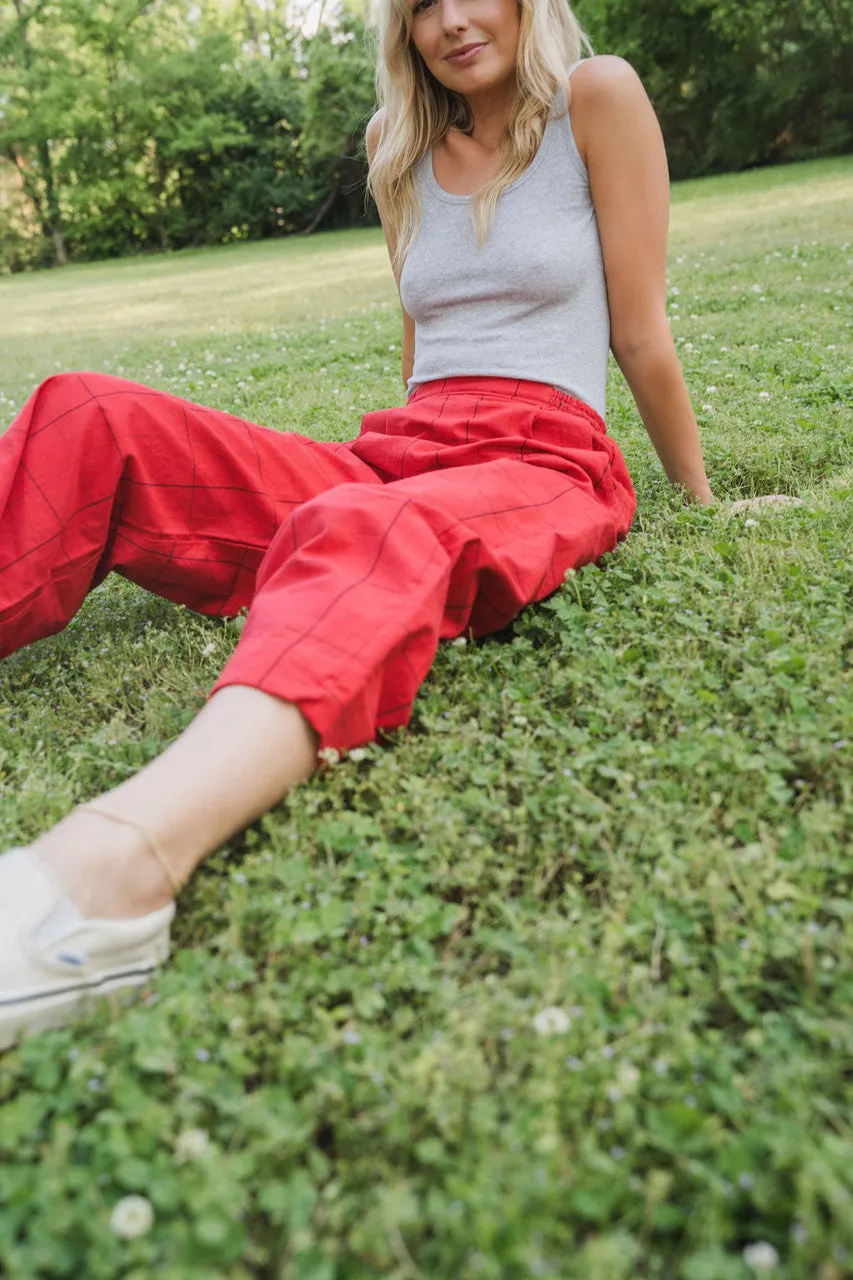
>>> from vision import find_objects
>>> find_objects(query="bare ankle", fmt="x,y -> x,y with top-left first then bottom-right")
32,809 -> 175,919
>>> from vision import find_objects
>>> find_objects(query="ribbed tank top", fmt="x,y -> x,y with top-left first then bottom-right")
400,63 -> 609,418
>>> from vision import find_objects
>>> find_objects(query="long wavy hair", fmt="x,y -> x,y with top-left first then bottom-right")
367,0 -> 591,274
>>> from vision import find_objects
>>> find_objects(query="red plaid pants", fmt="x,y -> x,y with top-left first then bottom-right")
0,372 -> 635,749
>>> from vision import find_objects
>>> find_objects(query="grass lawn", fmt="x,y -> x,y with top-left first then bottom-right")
0,156 -> 852,1280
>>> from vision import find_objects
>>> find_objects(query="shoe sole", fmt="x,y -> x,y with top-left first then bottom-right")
0,945 -> 170,1052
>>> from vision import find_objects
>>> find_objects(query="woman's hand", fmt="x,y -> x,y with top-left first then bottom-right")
728,494 -> 804,514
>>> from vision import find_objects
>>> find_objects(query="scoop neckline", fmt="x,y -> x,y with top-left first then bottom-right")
424,107 -> 559,204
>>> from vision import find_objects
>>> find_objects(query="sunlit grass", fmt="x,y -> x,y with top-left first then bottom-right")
0,227 -> 393,360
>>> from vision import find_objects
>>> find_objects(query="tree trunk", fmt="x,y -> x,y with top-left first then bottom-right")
302,174 -> 340,235
242,0 -> 260,50
38,140 -> 67,265
155,148 -> 171,252
13,150 -> 44,224
11,0 -> 67,265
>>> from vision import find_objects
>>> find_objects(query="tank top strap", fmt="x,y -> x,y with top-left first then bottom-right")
551,59 -> 587,117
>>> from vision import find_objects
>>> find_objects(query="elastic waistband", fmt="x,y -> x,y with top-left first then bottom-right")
408,377 -> 606,432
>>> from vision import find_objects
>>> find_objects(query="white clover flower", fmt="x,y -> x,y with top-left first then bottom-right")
451,635 -> 468,647
318,746 -> 340,766
200,641 -> 216,657
110,1194 -> 154,1239
705,385 -> 718,394
532,1006 -> 571,1036
758,391 -> 771,400
348,747 -> 367,763
743,1241 -> 780,1271
744,519 -> 759,528
174,1128 -> 212,1163
617,1062 -> 641,1093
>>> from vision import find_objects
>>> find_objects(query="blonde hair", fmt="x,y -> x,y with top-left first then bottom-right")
367,0 -> 591,274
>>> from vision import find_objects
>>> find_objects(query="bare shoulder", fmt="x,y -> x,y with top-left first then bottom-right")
365,108 -> 388,166
570,54 -> 645,103
568,56 -> 653,162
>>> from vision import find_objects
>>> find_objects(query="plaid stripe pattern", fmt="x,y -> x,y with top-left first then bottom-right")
1,372 -> 635,749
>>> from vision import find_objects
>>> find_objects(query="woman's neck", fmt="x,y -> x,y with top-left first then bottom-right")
461,78 -> 517,149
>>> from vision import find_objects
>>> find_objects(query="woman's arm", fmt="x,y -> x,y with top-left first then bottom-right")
570,57 -> 714,505
366,110 -> 416,388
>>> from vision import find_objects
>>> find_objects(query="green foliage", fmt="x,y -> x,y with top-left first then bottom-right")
0,0 -> 378,268
0,186 -> 44,273
0,157 -> 852,1279
300,18 -> 379,230
3,0 -> 852,266
575,0 -> 853,178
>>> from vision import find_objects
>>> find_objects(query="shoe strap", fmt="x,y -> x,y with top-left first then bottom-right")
75,803 -> 184,896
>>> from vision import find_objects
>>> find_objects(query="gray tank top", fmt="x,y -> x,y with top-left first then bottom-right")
400,63 -> 609,418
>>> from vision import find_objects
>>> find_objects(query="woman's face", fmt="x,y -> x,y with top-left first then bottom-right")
408,0 -> 521,101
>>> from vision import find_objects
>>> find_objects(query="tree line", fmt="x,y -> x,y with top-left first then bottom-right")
1,0 -> 851,271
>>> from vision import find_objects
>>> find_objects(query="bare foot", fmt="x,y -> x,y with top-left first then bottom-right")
30,809 -> 175,920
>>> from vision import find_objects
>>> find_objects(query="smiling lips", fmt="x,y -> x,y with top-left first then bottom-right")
445,41 -> 486,63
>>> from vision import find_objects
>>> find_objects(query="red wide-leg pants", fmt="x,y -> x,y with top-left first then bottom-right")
0,372 -> 635,750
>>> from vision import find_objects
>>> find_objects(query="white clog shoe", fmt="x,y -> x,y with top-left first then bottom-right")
0,847 -> 174,1051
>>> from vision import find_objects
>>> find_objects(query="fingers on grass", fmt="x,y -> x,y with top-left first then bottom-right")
729,494 -> 805,515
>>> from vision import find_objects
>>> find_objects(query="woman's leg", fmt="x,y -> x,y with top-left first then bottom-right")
0,382 -> 635,1047
30,450 -> 628,921
7,377 -> 632,922
0,370 -> 376,655
33,687 -> 318,918
28,446 -> 631,922
214,442 -> 634,750
1,371 -> 381,918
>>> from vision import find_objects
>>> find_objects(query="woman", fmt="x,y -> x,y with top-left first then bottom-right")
0,0 -> 715,1049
